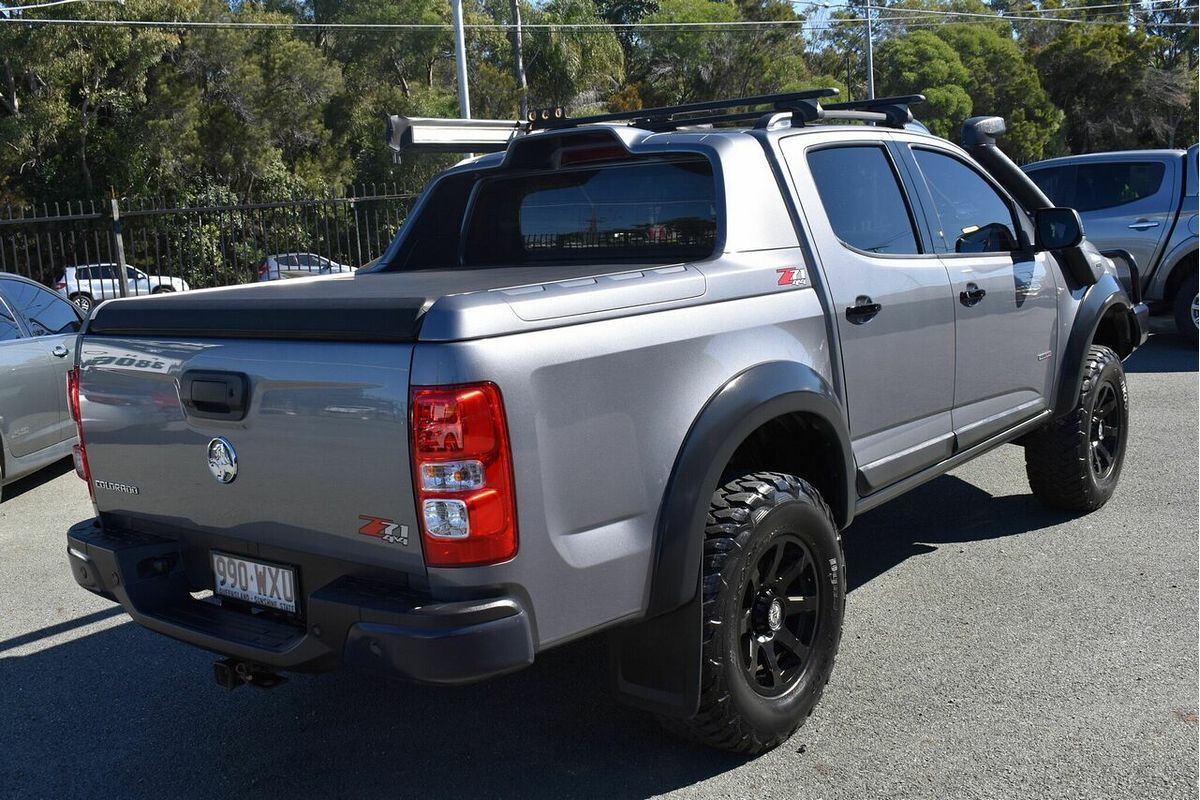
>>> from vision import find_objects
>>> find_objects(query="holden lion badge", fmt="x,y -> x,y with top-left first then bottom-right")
207,437 -> 238,484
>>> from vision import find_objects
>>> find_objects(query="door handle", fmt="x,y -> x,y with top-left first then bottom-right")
960,283 -> 987,307
51,344 -> 70,358
1128,220 -> 1159,231
845,296 -> 882,324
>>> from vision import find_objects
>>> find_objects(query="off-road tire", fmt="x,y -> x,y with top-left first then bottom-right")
663,472 -> 844,755
69,293 -> 93,313
1173,274 -> 1198,343
1024,345 -> 1128,512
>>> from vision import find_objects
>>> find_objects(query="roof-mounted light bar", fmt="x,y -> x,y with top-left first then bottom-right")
385,115 -> 526,154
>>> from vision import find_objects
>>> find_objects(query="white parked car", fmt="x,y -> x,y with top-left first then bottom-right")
55,264 -> 190,313
257,252 -> 355,281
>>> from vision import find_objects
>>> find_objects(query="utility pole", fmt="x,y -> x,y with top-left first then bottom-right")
510,0 -> 528,121
451,0 -> 471,118
865,0 -> 875,100
845,52 -> 852,102
109,199 -> 128,298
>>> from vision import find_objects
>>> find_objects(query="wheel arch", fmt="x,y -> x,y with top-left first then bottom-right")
1055,273 -> 1137,418
609,361 -> 854,719
1162,247 -> 1197,305
648,360 -> 854,618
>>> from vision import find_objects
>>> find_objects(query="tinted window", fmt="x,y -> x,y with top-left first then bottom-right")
0,279 -> 81,335
1028,165 -> 1074,206
1072,162 -> 1165,212
913,149 -> 1019,254
462,157 -> 717,267
75,267 -> 92,281
0,298 -> 21,342
125,266 -> 143,280
806,145 -> 920,255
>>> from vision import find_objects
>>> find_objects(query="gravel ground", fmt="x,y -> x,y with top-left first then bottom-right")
0,326 -> 1196,800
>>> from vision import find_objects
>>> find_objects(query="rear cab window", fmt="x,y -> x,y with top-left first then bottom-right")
384,150 -> 718,271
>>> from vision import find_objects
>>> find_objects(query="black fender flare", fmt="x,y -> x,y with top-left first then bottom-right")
648,360 -> 853,617
609,361 -> 854,717
1054,273 -> 1137,418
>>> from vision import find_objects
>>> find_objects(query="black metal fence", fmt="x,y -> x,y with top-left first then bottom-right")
0,186 -> 418,299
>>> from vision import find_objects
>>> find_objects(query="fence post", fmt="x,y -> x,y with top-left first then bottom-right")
109,198 -> 128,297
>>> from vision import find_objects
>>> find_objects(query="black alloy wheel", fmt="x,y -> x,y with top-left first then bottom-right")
740,533 -> 822,697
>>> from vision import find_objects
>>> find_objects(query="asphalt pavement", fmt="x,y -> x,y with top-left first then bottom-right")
1,325 -> 1196,800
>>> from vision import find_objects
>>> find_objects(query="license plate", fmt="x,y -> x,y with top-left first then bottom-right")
211,552 -> 297,614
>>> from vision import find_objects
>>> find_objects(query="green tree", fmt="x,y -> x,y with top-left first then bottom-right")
631,0 -> 813,106
873,30 -> 973,139
934,24 -> 1062,161
523,0 -> 625,109
1034,23 -> 1195,151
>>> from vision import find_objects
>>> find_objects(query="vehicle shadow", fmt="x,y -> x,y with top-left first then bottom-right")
843,474 -> 1072,592
1123,325 -> 1197,374
0,475 -> 1070,800
0,457 -> 72,504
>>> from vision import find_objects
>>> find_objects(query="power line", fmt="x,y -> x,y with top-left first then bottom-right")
0,12 -> 1194,29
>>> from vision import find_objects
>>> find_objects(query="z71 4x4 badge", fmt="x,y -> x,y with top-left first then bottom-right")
358,515 -> 409,546
776,267 -> 810,288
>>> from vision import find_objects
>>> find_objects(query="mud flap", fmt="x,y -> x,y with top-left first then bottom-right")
608,587 -> 702,718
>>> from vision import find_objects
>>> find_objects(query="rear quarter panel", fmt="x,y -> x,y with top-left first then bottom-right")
411,284 -> 832,649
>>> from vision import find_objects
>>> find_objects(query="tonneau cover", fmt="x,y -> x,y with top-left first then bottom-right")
86,275 -> 430,342
85,264 -> 664,341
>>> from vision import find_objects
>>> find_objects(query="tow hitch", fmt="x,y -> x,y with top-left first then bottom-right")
213,657 -> 287,690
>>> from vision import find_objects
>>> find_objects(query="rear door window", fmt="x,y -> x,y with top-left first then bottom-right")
462,156 -> 717,267
0,278 -> 82,335
1071,162 -> 1166,212
806,145 -> 921,255
912,148 -> 1020,254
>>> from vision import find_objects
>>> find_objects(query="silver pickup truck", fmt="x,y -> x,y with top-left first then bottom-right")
64,91 -> 1147,755
1027,145 -> 1198,340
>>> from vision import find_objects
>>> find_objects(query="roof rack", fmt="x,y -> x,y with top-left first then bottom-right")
527,89 -> 840,131
384,90 -> 928,153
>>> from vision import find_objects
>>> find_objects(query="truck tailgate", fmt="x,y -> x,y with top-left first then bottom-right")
78,336 -> 423,575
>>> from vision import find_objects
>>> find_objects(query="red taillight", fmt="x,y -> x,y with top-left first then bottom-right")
258,260 -> 270,277
410,383 -> 517,567
54,280 -> 67,290
67,367 -> 95,502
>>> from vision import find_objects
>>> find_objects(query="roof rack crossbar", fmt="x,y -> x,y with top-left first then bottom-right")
532,88 -> 840,131
822,94 -> 926,129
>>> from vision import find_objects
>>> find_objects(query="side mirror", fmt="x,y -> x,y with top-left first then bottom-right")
1035,207 -> 1084,251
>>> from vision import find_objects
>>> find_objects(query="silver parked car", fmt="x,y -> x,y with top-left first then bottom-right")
55,263 -> 191,314
1026,146 -> 1198,339
0,273 -> 82,502
256,252 -> 355,281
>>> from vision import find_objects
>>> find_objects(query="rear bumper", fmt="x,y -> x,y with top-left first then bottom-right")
66,518 -> 534,685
